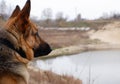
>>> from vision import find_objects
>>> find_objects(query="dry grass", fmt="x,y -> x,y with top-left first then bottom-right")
28,67 -> 82,84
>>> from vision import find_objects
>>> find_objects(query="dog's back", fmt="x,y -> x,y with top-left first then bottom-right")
0,50 -> 28,84
0,71 -> 26,84
0,60 -> 28,84
0,54 -> 28,84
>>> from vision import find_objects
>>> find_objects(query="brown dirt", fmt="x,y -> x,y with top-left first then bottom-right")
39,29 -> 92,49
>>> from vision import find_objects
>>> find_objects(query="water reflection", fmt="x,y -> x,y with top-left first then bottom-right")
37,50 -> 120,84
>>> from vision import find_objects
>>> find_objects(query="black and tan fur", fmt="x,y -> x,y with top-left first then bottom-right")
0,0 -> 51,84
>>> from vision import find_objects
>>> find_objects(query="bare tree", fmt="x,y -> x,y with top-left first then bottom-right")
56,12 -> 63,20
41,8 -> 52,20
55,12 -> 67,27
75,13 -> 81,22
0,0 -> 7,19
41,8 -> 53,27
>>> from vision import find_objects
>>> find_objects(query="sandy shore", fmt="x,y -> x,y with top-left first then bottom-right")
36,43 -> 120,59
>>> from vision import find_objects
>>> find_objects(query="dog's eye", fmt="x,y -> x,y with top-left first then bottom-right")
36,32 -> 39,36
35,32 -> 39,36
32,31 -> 39,36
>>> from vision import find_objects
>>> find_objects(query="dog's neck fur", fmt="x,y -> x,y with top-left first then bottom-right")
0,38 -> 26,58
0,28 -> 26,58
0,28 -> 29,83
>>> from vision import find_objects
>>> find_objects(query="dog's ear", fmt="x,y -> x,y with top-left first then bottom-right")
16,0 -> 31,33
18,0 -> 31,19
9,5 -> 20,18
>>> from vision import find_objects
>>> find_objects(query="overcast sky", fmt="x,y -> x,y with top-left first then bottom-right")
3,0 -> 120,20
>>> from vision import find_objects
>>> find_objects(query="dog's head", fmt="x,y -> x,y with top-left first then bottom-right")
4,0 -> 52,61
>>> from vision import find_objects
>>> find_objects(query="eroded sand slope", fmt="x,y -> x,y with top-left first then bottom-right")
89,21 -> 120,44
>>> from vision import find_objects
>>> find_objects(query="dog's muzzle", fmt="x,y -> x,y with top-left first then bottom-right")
33,43 -> 52,57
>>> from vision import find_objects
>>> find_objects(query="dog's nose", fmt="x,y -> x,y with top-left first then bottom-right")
40,43 -> 52,55
34,43 -> 52,57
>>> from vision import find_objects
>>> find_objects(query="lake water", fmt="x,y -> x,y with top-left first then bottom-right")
36,50 -> 120,84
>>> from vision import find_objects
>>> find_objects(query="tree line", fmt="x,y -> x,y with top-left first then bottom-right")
1,0 -> 120,28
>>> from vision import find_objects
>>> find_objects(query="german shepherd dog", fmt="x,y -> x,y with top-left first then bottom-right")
0,0 -> 51,84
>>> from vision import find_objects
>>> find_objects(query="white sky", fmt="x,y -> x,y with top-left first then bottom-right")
3,0 -> 120,20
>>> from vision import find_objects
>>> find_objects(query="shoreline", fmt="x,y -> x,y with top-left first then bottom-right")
35,43 -> 120,60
